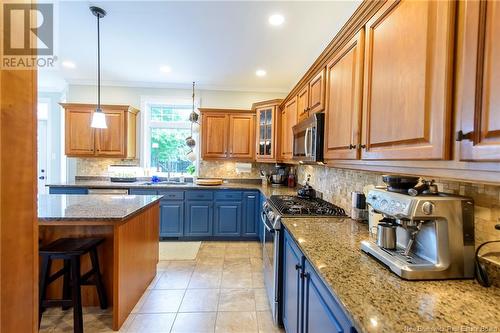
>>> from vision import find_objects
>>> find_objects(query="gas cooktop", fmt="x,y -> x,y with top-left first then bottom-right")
268,195 -> 346,217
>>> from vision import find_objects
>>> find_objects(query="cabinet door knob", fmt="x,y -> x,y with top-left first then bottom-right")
348,144 -> 356,149
300,272 -> 310,279
456,130 -> 473,142
357,144 -> 366,149
295,264 -> 302,271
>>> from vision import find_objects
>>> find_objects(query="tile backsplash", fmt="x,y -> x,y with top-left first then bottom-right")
297,165 -> 500,274
75,158 -> 139,176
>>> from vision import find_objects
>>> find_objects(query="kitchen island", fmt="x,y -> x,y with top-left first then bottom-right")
38,194 -> 162,330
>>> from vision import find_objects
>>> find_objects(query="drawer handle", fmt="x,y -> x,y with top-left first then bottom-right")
248,195 -> 256,199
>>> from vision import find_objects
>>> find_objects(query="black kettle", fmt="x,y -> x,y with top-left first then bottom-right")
297,174 -> 316,199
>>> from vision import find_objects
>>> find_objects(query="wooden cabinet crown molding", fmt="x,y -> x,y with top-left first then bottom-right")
251,99 -> 283,110
59,103 -> 139,114
199,108 -> 254,114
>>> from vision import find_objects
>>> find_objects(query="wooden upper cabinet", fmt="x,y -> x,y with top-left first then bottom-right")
253,99 -> 282,163
324,30 -> 365,161
200,109 -> 255,161
309,68 -> 326,114
229,114 -> 255,160
65,108 -> 95,156
62,104 -> 138,158
297,85 -> 309,122
95,109 -> 125,156
457,0 -> 500,161
281,97 -> 298,160
201,112 -> 228,159
361,0 -> 455,160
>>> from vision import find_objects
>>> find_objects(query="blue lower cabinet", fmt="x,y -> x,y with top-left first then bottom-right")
49,187 -> 88,195
283,229 -> 356,333
185,201 -> 213,236
214,201 -> 242,236
242,191 -> 259,237
160,201 -> 184,237
283,230 -> 304,333
130,189 -> 158,195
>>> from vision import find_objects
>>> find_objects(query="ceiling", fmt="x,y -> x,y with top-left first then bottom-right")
40,1 -> 361,93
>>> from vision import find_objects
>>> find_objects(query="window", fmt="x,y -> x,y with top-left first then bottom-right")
143,102 -> 197,176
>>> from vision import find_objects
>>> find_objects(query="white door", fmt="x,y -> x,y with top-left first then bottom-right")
37,102 -> 49,194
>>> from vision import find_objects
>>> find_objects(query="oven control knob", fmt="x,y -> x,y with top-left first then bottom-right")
422,201 -> 435,215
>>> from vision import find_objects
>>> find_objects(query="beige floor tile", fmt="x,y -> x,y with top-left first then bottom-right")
215,311 -> 258,333
139,289 -> 185,313
119,313 -> 136,332
224,247 -> 250,259
196,257 -> 225,270
154,270 -> 193,289
131,289 -> 151,313
46,313 -> 113,333
127,313 -> 176,333
189,270 -> 223,289
157,261 -> 171,271
171,312 -> 217,333
254,289 -> 270,311
223,258 -> 252,273
225,242 -> 250,249
201,241 -> 228,248
198,246 -> 226,258
179,289 -> 220,312
249,247 -> 263,258
166,260 -> 197,272
221,271 -> 253,289
251,272 -> 265,288
250,258 -> 263,273
218,289 -> 256,312
147,272 -> 164,289
257,311 -> 284,333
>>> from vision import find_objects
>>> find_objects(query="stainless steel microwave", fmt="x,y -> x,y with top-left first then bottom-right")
292,113 -> 324,163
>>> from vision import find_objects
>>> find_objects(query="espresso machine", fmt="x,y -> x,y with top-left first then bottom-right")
361,188 -> 475,280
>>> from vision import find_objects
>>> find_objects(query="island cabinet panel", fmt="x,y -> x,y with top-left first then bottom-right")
457,0 -> 500,161
283,230 -> 304,333
283,230 -> 355,333
62,103 -> 139,158
185,201 -> 214,236
242,192 -> 259,237
324,30 -> 365,161
297,85 -> 310,122
228,114 -> 255,160
214,201 -> 242,236
361,0 -> 454,160
281,97 -> 298,160
201,113 -> 228,159
309,68 -> 326,114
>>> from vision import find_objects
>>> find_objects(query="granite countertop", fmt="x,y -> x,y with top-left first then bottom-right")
46,180 -> 297,198
281,217 -> 500,333
38,194 -> 162,222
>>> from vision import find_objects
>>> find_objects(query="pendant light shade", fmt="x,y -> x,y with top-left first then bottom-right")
90,109 -> 107,128
90,6 -> 107,129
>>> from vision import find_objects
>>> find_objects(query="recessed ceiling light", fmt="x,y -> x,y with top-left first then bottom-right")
62,60 -> 76,69
268,14 -> 285,26
160,65 -> 171,73
256,69 -> 267,77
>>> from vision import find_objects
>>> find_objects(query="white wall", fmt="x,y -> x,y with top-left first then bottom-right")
67,85 -> 285,110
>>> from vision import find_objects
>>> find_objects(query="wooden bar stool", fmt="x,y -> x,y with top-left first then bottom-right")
39,238 -> 108,333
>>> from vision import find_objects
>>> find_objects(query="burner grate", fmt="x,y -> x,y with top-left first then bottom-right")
268,195 -> 346,217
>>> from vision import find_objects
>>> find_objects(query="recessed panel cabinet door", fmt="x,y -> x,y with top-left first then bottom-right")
324,30 -> 364,161
160,201 -> 184,237
202,113 -> 228,159
361,0 -> 455,160
214,201 -> 242,236
281,97 -> 298,160
185,201 -> 213,236
96,110 -> 125,156
457,0 -> 500,161
297,85 -> 309,122
228,114 -> 255,160
65,109 -> 95,156
309,69 -> 326,114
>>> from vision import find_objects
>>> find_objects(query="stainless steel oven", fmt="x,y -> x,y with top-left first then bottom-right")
261,201 -> 282,325
292,113 -> 324,163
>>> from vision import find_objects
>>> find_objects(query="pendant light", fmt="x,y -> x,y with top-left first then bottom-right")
90,6 -> 107,129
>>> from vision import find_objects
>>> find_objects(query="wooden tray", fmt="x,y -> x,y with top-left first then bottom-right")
195,178 -> 224,186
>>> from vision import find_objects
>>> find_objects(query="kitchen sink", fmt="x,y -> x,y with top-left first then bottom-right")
141,181 -> 188,186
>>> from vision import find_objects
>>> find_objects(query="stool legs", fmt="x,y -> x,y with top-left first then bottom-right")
89,248 -> 108,309
62,259 -> 71,310
39,255 -> 52,327
71,256 -> 83,333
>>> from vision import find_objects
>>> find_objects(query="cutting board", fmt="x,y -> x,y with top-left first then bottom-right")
195,178 -> 224,186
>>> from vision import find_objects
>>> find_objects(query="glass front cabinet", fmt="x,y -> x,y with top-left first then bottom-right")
253,99 -> 282,162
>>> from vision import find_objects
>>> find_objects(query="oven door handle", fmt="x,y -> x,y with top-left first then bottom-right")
261,211 -> 275,234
